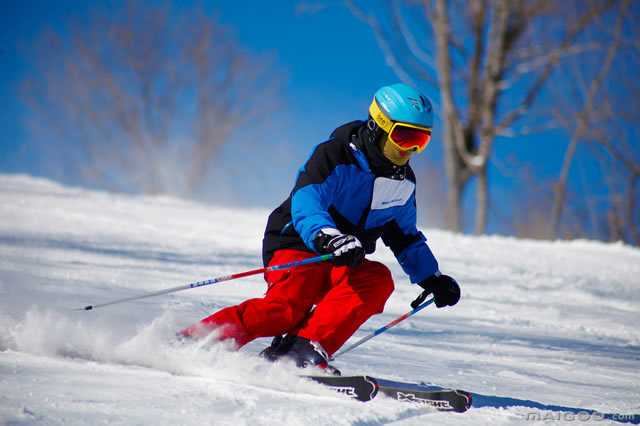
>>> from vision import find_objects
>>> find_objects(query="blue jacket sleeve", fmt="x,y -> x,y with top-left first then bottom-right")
382,194 -> 439,283
290,143 -> 342,251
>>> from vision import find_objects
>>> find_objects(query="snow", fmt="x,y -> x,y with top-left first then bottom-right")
1,174 -> 639,425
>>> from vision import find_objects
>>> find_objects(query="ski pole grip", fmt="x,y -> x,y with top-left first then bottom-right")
410,290 -> 429,309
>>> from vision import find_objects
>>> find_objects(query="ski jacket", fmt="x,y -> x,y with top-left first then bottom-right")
262,121 -> 439,284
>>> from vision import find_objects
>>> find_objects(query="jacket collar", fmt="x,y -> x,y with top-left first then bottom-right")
330,120 -> 409,179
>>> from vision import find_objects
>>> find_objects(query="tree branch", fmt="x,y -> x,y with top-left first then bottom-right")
497,0 -> 617,133
346,0 -> 418,87
550,0 -> 629,236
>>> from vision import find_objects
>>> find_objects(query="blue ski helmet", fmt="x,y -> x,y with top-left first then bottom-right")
369,83 -> 433,132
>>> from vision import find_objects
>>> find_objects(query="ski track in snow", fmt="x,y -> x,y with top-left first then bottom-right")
0,174 -> 639,425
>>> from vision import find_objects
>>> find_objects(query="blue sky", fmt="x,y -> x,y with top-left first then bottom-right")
0,0 -> 612,235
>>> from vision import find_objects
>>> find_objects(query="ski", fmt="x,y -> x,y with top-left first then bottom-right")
305,375 -> 472,413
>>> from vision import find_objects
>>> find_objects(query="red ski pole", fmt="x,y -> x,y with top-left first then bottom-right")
78,254 -> 333,311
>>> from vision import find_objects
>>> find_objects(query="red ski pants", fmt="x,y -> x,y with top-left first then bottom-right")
181,249 -> 394,356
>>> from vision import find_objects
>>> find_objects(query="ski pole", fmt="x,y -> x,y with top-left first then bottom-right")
332,297 -> 434,359
78,253 -> 333,311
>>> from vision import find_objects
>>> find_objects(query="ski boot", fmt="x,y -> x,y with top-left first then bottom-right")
260,335 -> 341,376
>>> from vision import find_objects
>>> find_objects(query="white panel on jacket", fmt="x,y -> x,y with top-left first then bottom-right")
370,177 -> 415,210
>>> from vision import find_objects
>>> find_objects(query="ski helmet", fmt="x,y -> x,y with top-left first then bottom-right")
368,83 -> 433,167
369,83 -> 433,133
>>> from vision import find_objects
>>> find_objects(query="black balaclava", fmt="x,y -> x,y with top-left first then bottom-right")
356,118 -> 407,179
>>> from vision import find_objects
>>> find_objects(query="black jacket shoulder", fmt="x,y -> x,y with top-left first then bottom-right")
298,121 -> 364,186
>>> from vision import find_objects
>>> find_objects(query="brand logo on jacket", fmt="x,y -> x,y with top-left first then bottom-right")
371,177 -> 415,210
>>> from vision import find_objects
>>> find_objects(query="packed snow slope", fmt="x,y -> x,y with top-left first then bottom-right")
0,174 -> 639,426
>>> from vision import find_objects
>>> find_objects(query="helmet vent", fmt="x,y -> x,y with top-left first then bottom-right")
420,95 -> 431,112
407,97 -> 422,111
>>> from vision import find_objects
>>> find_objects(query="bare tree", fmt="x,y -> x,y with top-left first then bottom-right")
548,0 -> 639,245
348,0 -> 615,234
22,2 -> 280,196
550,0 -> 629,237
591,125 -> 640,245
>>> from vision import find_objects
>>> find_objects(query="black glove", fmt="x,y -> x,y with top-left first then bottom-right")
411,274 -> 460,309
314,228 -> 365,267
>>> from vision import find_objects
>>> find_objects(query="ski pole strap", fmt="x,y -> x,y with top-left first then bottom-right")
79,253 -> 333,311
332,297 -> 435,359
410,289 -> 430,309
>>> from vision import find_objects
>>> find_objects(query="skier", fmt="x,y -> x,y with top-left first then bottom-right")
180,83 -> 461,373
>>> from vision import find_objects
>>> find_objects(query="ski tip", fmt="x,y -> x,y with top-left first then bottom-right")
454,390 -> 473,413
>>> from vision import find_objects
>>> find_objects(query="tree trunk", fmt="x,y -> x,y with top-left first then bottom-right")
443,122 -> 463,231
628,174 -> 639,245
550,136 -> 578,238
433,0 -> 468,232
474,164 -> 488,234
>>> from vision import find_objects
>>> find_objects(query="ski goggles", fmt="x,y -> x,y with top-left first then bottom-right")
369,100 -> 432,153
387,123 -> 432,153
